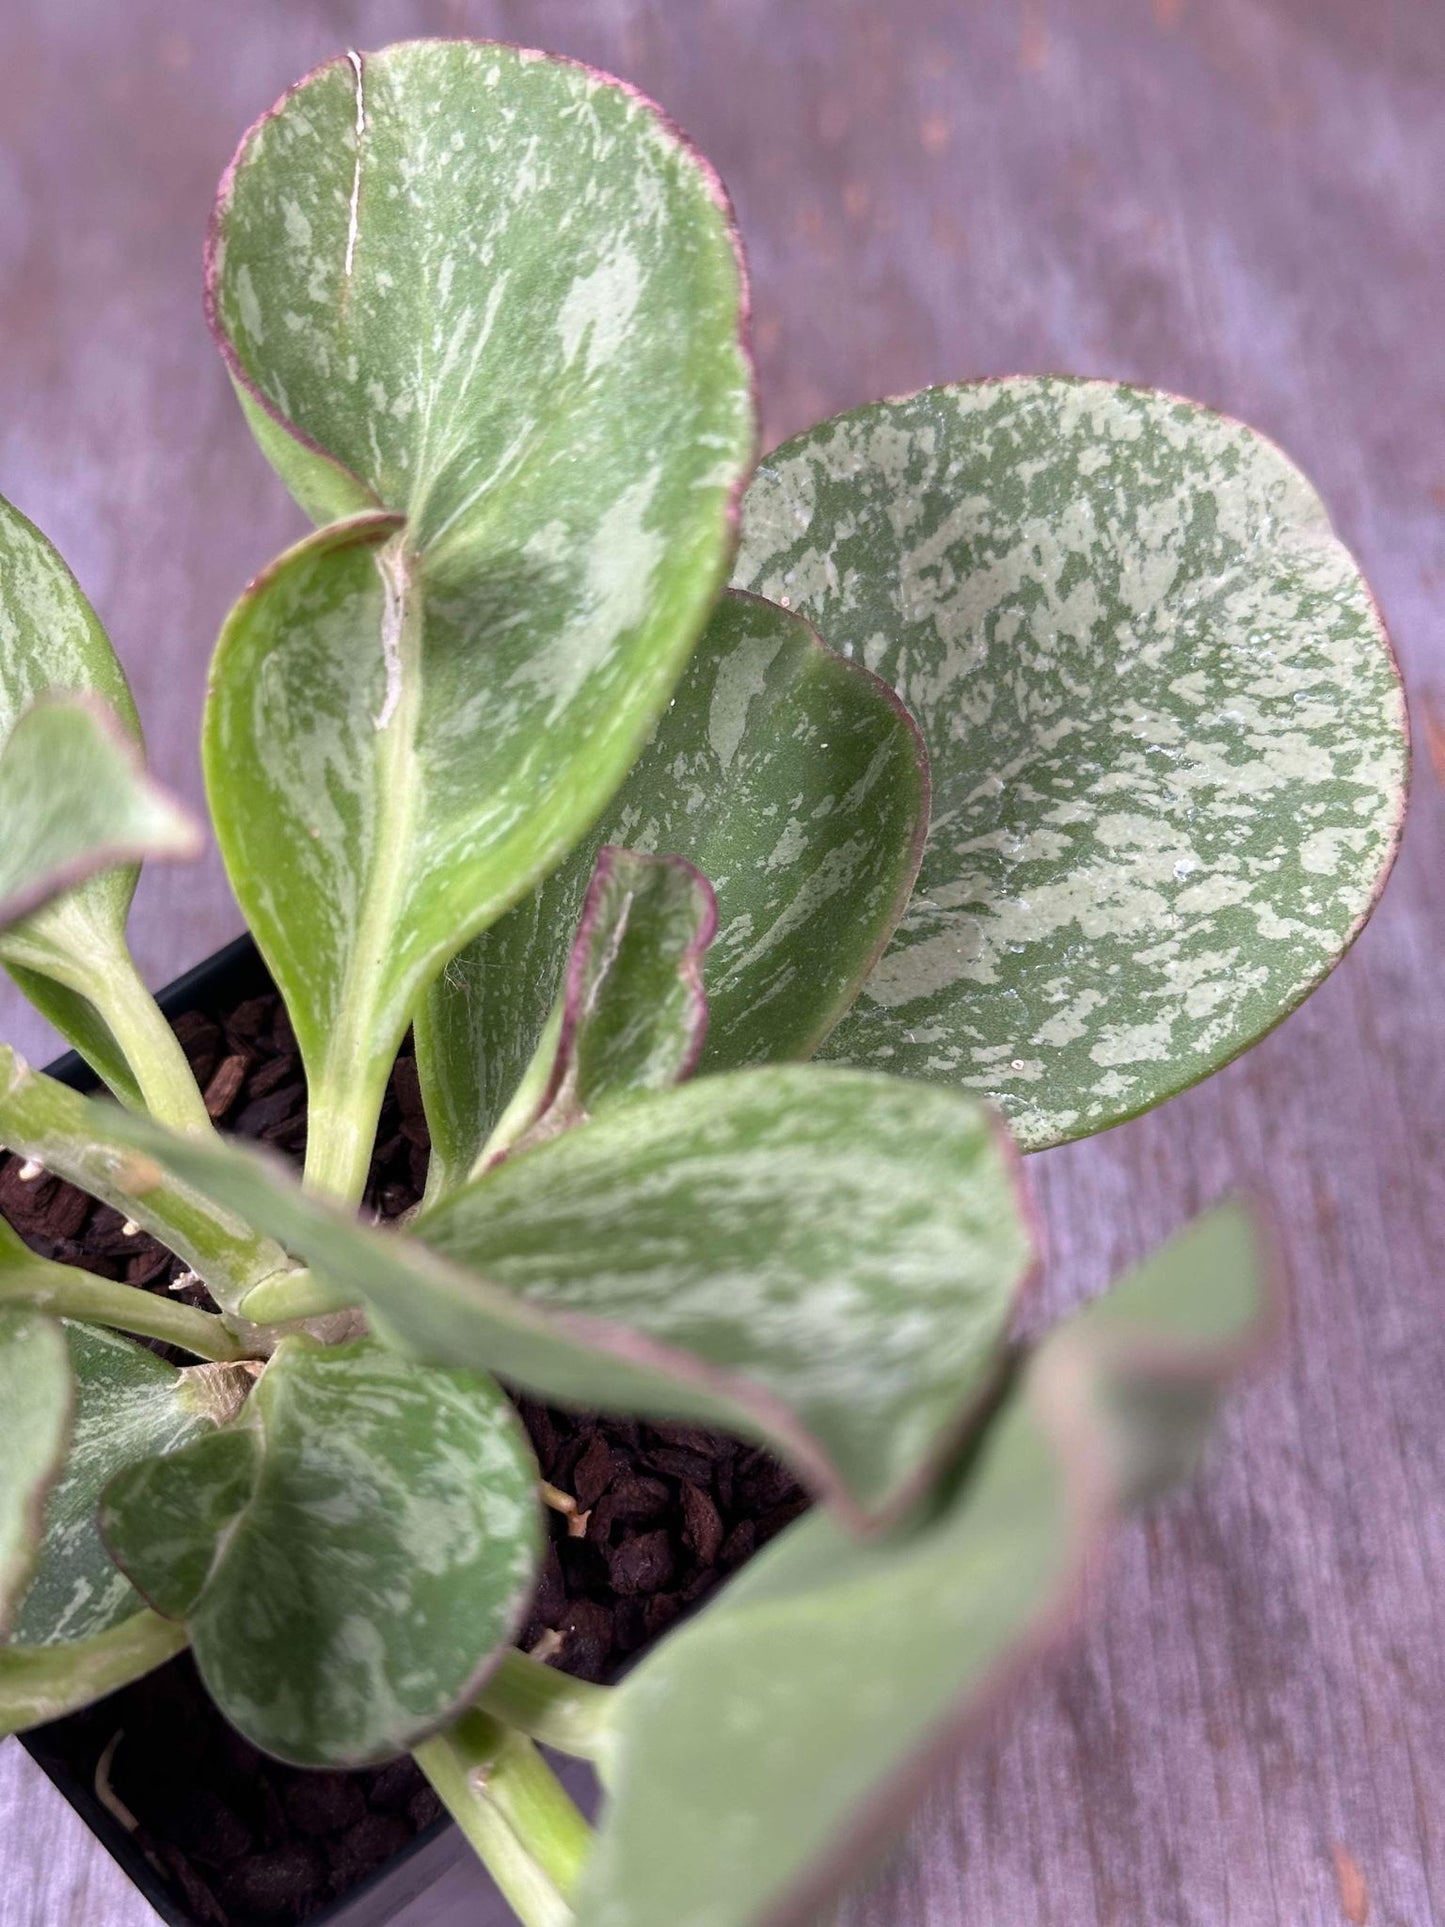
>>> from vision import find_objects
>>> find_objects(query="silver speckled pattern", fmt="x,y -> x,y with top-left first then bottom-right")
736,378 -> 1406,1148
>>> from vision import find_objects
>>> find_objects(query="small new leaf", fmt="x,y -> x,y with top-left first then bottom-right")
102,1338 -> 542,1768
470,846 -> 715,1175
736,378 -> 1407,1149
0,695 -> 200,932
418,591 -> 930,1192
575,1206 -> 1269,1927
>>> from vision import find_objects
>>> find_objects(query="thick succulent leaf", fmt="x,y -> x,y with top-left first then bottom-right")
0,1046 -> 292,1315
0,1610 -> 187,1736
0,498 -> 158,1088
0,1309 -> 71,1635
735,379 -> 1407,1149
418,591 -> 930,1191
0,695 -> 200,932
103,1337 -> 542,1768
466,846 -> 715,1175
576,1206 -> 1267,1927
204,41 -> 754,1192
98,1428 -> 259,1621
11,1323 -> 235,1646
84,1074 -> 1032,1529
418,1068 -> 1034,1519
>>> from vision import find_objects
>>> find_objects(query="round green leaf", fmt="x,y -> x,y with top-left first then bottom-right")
205,43 -> 755,1187
104,1338 -> 543,1768
416,590 -> 930,1192
735,379 -> 1407,1148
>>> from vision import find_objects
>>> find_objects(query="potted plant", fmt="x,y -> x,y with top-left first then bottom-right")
0,38 -> 1406,1927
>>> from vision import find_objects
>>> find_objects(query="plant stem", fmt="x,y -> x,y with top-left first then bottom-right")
91,950 -> 212,1136
302,1067 -> 389,1208
237,1264 -> 348,1323
473,1651 -> 613,1760
413,1710 -> 592,1927
0,1610 -> 188,1732
0,1257 -> 249,1360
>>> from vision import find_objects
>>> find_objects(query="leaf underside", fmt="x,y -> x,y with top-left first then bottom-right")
735,378 -> 1407,1149
416,590 -> 930,1190
204,42 -> 755,1163
101,1337 -> 543,1768
575,1206 -> 1266,1927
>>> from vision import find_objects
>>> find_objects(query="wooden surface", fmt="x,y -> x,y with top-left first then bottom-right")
2,1 -> 1442,1922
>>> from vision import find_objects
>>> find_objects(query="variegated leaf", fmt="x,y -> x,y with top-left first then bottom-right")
82,1073 -> 1033,1528
735,379 -> 1407,1149
417,591 -> 929,1192
101,1337 -> 542,1768
0,497 -> 182,1108
10,1323 -> 242,1646
463,847 -> 715,1177
0,1308 -> 71,1635
97,1429 -> 259,1621
205,42 -> 754,1199
576,1207 -> 1267,1927
416,1068 -> 1035,1520
0,695 -> 199,933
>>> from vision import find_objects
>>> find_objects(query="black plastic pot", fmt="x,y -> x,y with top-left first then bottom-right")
13,936 -> 472,1927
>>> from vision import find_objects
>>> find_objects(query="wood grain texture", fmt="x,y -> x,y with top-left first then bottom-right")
1,1 -> 1441,1923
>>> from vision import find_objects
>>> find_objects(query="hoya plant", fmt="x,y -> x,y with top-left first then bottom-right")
0,40 -> 1405,1927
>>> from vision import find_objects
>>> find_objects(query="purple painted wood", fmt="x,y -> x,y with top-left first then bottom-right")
1,2 -> 1441,1922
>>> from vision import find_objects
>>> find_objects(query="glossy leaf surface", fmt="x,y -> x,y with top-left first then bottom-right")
461,846 -> 715,1177
102,1338 -> 542,1767
0,498 -> 154,1095
418,591 -> 929,1190
576,1207 -> 1266,1927
0,696 -> 199,933
87,1073 -> 1032,1527
0,1309 -> 70,1635
736,379 -> 1407,1148
0,1047 -> 291,1315
419,1068 -> 1033,1519
11,1324 -> 228,1646
98,1429 -> 258,1621
204,42 -> 754,1193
